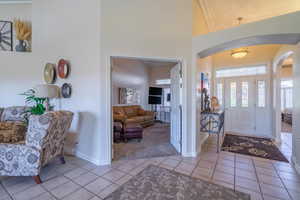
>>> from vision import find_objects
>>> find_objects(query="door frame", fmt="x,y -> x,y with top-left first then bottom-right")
107,55 -> 187,163
213,66 -> 272,138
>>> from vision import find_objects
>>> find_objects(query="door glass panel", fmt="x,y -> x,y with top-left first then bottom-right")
241,82 -> 249,107
230,82 -> 237,107
258,80 -> 266,107
217,83 -> 223,105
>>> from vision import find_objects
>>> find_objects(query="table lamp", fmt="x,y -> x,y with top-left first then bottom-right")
34,84 -> 60,111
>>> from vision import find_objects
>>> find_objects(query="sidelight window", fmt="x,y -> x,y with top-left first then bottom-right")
230,82 -> 237,107
241,82 -> 249,107
257,80 -> 266,107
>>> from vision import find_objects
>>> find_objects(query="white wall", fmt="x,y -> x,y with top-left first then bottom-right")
101,0 -> 193,158
0,0 -> 103,165
149,66 -> 173,88
0,3 -> 32,50
112,58 -> 149,109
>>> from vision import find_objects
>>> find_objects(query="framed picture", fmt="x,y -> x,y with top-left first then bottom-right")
119,88 -> 140,104
0,21 -> 13,51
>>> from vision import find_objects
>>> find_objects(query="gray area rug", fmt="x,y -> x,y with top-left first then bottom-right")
104,165 -> 250,200
113,123 -> 178,160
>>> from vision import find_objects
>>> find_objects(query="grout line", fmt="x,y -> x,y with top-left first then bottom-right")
234,153 -> 236,191
0,180 -> 13,200
252,158 -> 265,200
272,162 -> 294,200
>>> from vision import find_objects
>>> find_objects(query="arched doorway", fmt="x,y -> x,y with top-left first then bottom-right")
191,11 -> 300,172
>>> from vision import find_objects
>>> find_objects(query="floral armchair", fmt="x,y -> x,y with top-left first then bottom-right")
0,111 -> 73,184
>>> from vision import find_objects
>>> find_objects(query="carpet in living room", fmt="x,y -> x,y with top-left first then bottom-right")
113,123 -> 178,160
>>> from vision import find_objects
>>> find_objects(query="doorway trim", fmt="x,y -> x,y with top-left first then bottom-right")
272,50 -> 294,144
106,55 -> 188,164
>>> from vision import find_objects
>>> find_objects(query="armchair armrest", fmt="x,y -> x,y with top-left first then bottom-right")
0,144 -> 41,176
113,114 -> 126,123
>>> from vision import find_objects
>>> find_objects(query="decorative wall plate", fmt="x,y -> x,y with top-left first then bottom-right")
58,59 -> 70,79
0,21 -> 13,51
44,63 -> 56,84
61,83 -> 72,98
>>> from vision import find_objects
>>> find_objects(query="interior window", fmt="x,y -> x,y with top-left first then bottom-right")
216,65 -> 266,78
241,82 -> 249,107
217,83 -> 223,105
230,82 -> 237,107
257,80 -> 266,107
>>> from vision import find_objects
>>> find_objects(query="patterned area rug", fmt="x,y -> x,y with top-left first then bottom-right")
222,134 -> 289,162
104,165 -> 250,200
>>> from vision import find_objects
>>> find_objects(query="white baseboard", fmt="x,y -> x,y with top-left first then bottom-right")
292,156 -> 300,175
182,151 -> 198,157
75,151 -> 110,166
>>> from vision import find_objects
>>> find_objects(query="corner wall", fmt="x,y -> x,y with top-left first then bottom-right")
0,0 -> 103,165
100,0 -> 193,159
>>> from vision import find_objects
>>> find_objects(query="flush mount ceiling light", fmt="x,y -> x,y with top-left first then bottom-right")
230,17 -> 249,59
231,50 -> 249,59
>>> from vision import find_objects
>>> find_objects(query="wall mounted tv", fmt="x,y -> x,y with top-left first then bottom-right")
148,96 -> 162,105
149,87 -> 163,96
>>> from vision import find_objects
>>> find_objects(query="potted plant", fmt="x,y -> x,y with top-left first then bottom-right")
20,89 -> 46,123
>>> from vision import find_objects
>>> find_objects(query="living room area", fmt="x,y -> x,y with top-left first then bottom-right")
111,57 -> 182,161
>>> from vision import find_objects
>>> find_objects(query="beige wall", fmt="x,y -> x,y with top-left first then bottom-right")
0,0 -> 103,164
193,0 -> 209,36
101,0 -> 193,158
149,66 -> 173,88
0,3 -> 32,48
112,58 -> 150,109
212,45 -> 282,68
280,66 -> 293,78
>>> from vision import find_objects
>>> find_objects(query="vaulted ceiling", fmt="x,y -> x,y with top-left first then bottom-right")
198,0 -> 300,32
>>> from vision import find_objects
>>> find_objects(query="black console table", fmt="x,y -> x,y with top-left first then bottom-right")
200,110 -> 225,152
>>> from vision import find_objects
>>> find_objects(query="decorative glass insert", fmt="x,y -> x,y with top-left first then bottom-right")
156,79 -> 171,85
241,82 -> 249,107
257,81 -> 266,107
230,82 -> 237,107
216,65 -> 266,78
217,83 -> 223,105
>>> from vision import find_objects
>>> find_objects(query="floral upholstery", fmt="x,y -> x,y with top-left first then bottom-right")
0,106 -> 28,122
0,111 -> 73,176
0,122 -> 27,143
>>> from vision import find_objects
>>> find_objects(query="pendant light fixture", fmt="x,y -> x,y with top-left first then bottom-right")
231,17 -> 249,59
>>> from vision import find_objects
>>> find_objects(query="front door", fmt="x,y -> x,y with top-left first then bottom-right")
224,77 -> 256,135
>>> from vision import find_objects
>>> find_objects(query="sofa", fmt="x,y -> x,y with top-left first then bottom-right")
0,111 -> 73,184
113,105 -> 155,127
0,106 -> 29,144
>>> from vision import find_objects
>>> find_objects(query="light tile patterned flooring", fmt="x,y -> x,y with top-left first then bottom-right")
0,134 -> 299,200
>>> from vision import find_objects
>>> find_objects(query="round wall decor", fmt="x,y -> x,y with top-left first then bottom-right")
44,63 -> 56,84
58,59 -> 70,79
61,83 -> 72,98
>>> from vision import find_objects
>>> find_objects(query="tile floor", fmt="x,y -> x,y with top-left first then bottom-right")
0,134 -> 299,200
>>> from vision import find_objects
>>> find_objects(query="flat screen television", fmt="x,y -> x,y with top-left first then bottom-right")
149,87 -> 163,96
148,96 -> 162,105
